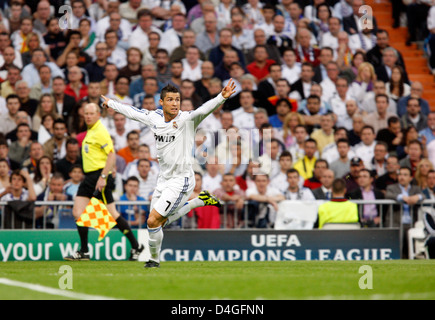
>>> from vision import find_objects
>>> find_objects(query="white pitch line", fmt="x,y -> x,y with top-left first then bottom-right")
0,278 -> 120,300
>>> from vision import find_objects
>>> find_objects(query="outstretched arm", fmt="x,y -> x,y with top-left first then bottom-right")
188,79 -> 237,127
101,95 -> 153,126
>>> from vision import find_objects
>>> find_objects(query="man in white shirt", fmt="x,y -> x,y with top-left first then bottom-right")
270,151 -> 304,193
363,93 -> 396,134
329,77 -> 355,123
231,13 -> 255,52
354,125 -> 377,169
232,90 -> 258,131
320,61 -> 340,103
361,80 -> 397,115
281,48 -> 301,85
320,17 -> 341,53
202,158 -> 223,193
284,168 -> 316,201
137,158 -> 158,201
160,13 -> 186,56
246,174 -> 285,228
181,46 -> 203,82
128,8 -> 162,51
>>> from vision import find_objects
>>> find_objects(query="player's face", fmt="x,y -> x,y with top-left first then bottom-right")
160,92 -> 181,118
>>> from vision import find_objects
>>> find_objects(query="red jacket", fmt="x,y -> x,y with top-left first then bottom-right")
64,83 -> 88,102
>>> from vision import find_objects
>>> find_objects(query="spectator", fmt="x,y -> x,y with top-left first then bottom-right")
335,99 -> 360,131
366,29 -> 406,70
0,169 -> 36,203
281,112 -> 305,149
343,156 -> 365,193
246,174 -> 285,228
361,80 -> 398,115
136,158 -> 158,201
266,14 -> 293,56
209,28 -> 246,68
187,171 -> 221,229
21,48 -> 64,88
386,65 -> 410,104
43,118 -> 69,163
354,125 -> 377,169
44,17 -> 67,61
294,28 -> 320,67
55,138 -> 82,181
141,31 -> 161,67
8,123 -> 32,165
299,94 -> 331,135
32,93 -> 60,132
1,93 -> 20,135
419,113 -> 435,145
270,151 -> 298,194
310,113 -> 335,156
213,173 -> 246,229
319,17 -> 341,52
428,4 -> 435,72
385,166 -> 424,258
202,158 -> 223,194
400,97 -> 428,132
342,0 -> 377,35
118,47 -> 142,80
35,172 -> 71,228
313,46 -> 334,84
289,62 -> 316,103
194,12 -> 219,56
315,178 -> 359,229
347,168 -> 385,227
118,176 -> 148,228
21,141 -> 44,174
280,48 -> 301,85
312,168 -> 335,200
376,116 -> 402,154
6,110 -> 36,142
375,155 -> 400,195
375,47 -> 409,85
0,158 -> 10,192
397,125 -> 420,161
399,139 -> 424,177
422,169 -> 435,200
293,138 -> 318,180
284,168 -> 316,200
304,159 -> 329,190
181,45 -> 203,82
246,28 -> 282,66
246,45 -> 276,84
117,130 -> 140,165
231,90 -> 258,131
85,41 -> 109,83
100,63 -> 118,97
363,93 -> 396,134
64,66 -> 88,102
1,65 -> 21,99
51,76 -> 77,123
170,29 -> 205,64
0,139 -> 20,171
56,30 -> 92,69
63,164 -> 84,200
30,155 -> 54,197
397,81 -> 430,118
329,138 -> 354,180
370,141 -> 389,178
414,158 -> 434,190
104,29 -> 127,69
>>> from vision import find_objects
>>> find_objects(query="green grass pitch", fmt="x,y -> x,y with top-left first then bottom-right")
1,260 -> 435,300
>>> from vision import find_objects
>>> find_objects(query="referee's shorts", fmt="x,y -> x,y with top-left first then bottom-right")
76,169 -> 115,204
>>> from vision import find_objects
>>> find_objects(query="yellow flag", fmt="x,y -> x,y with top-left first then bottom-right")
76,197 -> 117,241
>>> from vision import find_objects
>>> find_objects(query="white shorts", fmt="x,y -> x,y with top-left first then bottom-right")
150,175 -> 195,218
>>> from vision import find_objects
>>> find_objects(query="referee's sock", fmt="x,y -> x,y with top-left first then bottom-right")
116,216 -> 139,249
77,225 -> 89,253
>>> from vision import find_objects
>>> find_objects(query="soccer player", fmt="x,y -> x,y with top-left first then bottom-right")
101,79 -> 237,268
64,103 -> 144,261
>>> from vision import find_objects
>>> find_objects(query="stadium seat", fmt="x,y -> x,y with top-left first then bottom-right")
321,223 -> 361,230
408,220 -> 428,260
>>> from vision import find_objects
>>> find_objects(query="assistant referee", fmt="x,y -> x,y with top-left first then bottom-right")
64,103 -> 143,261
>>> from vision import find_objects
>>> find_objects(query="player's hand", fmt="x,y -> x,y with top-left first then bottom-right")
101,95 -> 110,108
221,78 -> 237,99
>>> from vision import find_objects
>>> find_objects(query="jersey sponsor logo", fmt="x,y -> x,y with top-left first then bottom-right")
154,134 -> 175,143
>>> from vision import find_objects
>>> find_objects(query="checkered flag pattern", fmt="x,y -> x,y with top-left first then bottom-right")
76,197 -> 117,241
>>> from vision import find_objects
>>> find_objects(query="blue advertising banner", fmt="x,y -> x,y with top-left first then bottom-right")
159,229 -> 401,261
0,229 -> 401,261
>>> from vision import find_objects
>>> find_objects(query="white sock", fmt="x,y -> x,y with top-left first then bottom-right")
147,226 -> 163,262
165,198 -> 204,226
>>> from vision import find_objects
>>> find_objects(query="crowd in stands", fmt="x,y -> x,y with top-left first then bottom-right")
0,0 -> 434,232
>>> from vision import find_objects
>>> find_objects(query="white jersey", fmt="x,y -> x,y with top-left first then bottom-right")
108,94 -> 227,180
